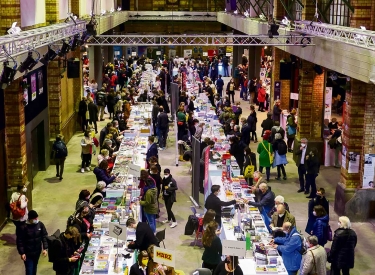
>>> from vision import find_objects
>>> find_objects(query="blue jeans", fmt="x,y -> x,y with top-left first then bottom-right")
24,254 -> 40,275
144,212 -> 156,233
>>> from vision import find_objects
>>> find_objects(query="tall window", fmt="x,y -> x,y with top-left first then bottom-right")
294,2 -> 303,21
329,0 -> 350,26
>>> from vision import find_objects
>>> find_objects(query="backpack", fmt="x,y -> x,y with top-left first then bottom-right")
47,229 -> 62,262
292,232 -> 307,255
277,140 -> 287,156
96,93 -> 105,105
55,142 -> 67,157
184,215 -> 198,235
9,195 -> 26,220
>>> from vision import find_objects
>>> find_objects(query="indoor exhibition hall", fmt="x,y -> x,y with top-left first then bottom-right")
0,0 -> 374,275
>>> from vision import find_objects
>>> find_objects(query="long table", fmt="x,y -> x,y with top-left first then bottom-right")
210,176 -> 288,275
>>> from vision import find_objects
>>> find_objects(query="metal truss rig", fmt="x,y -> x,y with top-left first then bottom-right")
0,20 -> 87,63
295,21 -> 375,51
86,34 -> 315,46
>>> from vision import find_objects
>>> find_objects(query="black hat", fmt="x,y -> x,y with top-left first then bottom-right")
28,210 -> 38,219
164,168 -> 170,174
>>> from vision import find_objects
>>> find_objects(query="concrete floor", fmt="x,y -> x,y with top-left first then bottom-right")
0,87 -> 373,275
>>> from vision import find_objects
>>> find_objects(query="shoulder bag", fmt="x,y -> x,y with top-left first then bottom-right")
310,250 -> 318,275
244,156 -> 255,178
261,142 -> 274,164
10,195 -> 26,220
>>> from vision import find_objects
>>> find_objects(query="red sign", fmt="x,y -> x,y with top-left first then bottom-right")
208,49 -> 218,57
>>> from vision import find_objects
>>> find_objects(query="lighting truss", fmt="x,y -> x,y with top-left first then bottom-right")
126,11 -> 217,21
295,21 -> 375,51
86,34 -> 315,46
0,20 -> 86,63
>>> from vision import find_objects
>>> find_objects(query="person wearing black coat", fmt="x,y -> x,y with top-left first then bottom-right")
126,218 -> 159,251
243,147 -> 257,186
188,96 -> 196,113
161,169 -> 178,227
247,107 -> 258,142
87,98 -> 99,133
151,101 -> 159,136
129,250 -> 149,275
240,118 -> 251,146
305,148 -> 320,198
157,107 -> 169,149
305,188 -> 329,234
328,217 -> 357,275
205,185 -> 237,227
16,210 -> 48,275
229,136 -> 244,174
272,101 -> 282,123
261,113 -> 274,136
146,136 -> 159,165
78,98 -> 88,132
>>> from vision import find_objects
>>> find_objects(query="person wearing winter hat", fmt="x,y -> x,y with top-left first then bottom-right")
16,210 -> 48,275
257,130 -> 274,181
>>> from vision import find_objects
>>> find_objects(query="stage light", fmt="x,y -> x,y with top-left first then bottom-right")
70,34 -> 81,51
40,46 -> 58,65
259,14 -> 267,21
117,7 -> 122,11
18,51 -> 40,73
0,62 -> 17,87
58,41 -> 71,57
282,17 -> 290,27
7,22 -> 21,35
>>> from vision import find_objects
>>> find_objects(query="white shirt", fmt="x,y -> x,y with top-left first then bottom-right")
301,146 -> 307,164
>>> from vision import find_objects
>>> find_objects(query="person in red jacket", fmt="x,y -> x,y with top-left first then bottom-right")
257,84 -> 267,112
110,73 -> 118,91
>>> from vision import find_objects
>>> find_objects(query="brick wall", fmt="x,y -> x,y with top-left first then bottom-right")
350,0 -> 375,30
48,60 -> 62,138
272,48 -> 291,111
4,81 -> 28,187
0,0 -> 21,35
70,0 -> 80,17
301,0 -> 316,21
45,0 -> 59,24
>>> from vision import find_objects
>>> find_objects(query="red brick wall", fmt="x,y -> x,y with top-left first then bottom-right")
272,48 -> 291,111
350,0 -> 375,30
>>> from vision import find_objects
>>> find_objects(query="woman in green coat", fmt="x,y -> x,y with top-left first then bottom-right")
257,130 -> 273,181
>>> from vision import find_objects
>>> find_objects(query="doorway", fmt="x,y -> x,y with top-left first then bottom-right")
30,122 -> 45,178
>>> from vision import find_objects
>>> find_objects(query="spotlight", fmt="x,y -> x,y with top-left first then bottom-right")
7,22 -> 21,35
18,51 -> 40,73
40,46 -> 58,65
117,7 -> 122,11
70,34 -> 81,51
234,10 -> 238,14
58,40 -> 71,57
268,24 -> 279,38
259,14 -> 267,21
244,10 -> 249,18
0,62 -> 17,87
101,10 -> 106,16
281,17 -> 290,27
64,13 -> 77,25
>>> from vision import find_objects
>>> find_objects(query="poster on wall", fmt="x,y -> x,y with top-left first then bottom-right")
324,87 -> 332,119
348,152 -> 360,174
184,49 -> 192,58
363,154 -> 375,188
260,68 -> 266,81
274,81 -> 281,101
31,73 -> 36,101
38,71 -> 43,94
341,145 -> 347,169
23,78 -> 28,106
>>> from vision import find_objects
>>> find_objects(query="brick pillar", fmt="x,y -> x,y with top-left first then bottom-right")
271,48 -> 290,110
71,49 -> 83,125
4,81 -> 28,187
48,60 -> 63,139
46,0 -> 59,24
70,0 -> 80,16
350,0 -> 375,29
301,0 -> 316,21
0,0 -> 21,35
273,0 -> 285,21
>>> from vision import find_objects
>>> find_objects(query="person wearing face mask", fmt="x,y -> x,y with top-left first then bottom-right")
130,250 -> 149,275
305,188 -> 329,235
310,205 -> 329,247
327,216 -> 357,275
50,226 -> 81,275
10,185 -> 29,229
126,218 -> 159,252
330,121 -> 343,168
269,222 -> 302,275
213,255 -> 244,275
161,169 -> 178,228
239,117 -> 251,146
257,130 -> 273,182
270,204 -> 296,237
299,235 -> 327,275
146,136 -> 159,165
295,138 -> 309,193
16,210 -> 48,275
205,185 -> 237,227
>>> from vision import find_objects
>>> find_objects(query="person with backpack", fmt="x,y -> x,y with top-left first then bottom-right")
52,134 -> 68,181
270,121 -> 285,143
95,89 -> 107,121
269,222 -> 302,275
261,112 -> 274,136
286,109 -> 297,152
10,185 -> 29,228
50,226 -> 81,275
272,133 -> 288,180
16,210 -> 48,275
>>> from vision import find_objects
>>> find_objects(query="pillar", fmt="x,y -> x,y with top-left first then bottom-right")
271,48 -> 290,110
71,49 -> 83,121
103,47 -> 109,65
108,47 -> 114,63
273,0 -> 285,21
4,80 -> 28,187
45,0 -> 59,24
70,0 -> 80,16
294,60 -> 324,154
89,46 -> 103,89
301,0 -> 316,21
349,0 -> 375,29
0,0 -> 21,35
47,60 -> 63,138
247,47 -> 256,81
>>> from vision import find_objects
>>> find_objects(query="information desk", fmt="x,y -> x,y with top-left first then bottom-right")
210,176 -> 288,275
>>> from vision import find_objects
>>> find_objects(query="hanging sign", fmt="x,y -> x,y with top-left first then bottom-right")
203,52 -> 208,57
324,87 -> 332,119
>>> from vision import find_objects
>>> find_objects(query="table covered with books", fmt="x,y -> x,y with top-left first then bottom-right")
210,176 -> 288,275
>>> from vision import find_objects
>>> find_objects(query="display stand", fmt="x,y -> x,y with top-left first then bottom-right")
191,136 -> 201,206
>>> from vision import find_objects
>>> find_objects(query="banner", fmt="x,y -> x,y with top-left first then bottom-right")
222,240 -> 246,257
31,73 -> 36,101
324,87 -> 332,119
348,152 -> 360,174
274,81 -> 281,101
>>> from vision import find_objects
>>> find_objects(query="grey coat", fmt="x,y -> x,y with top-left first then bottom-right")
299,245 -> 327,275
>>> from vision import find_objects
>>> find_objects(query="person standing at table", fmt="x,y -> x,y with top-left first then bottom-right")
214,256 -> 244,275
202,221 -> 222,272
126,218 -> 159,252
146,136 -> 158,167
205,185 -> 237,227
